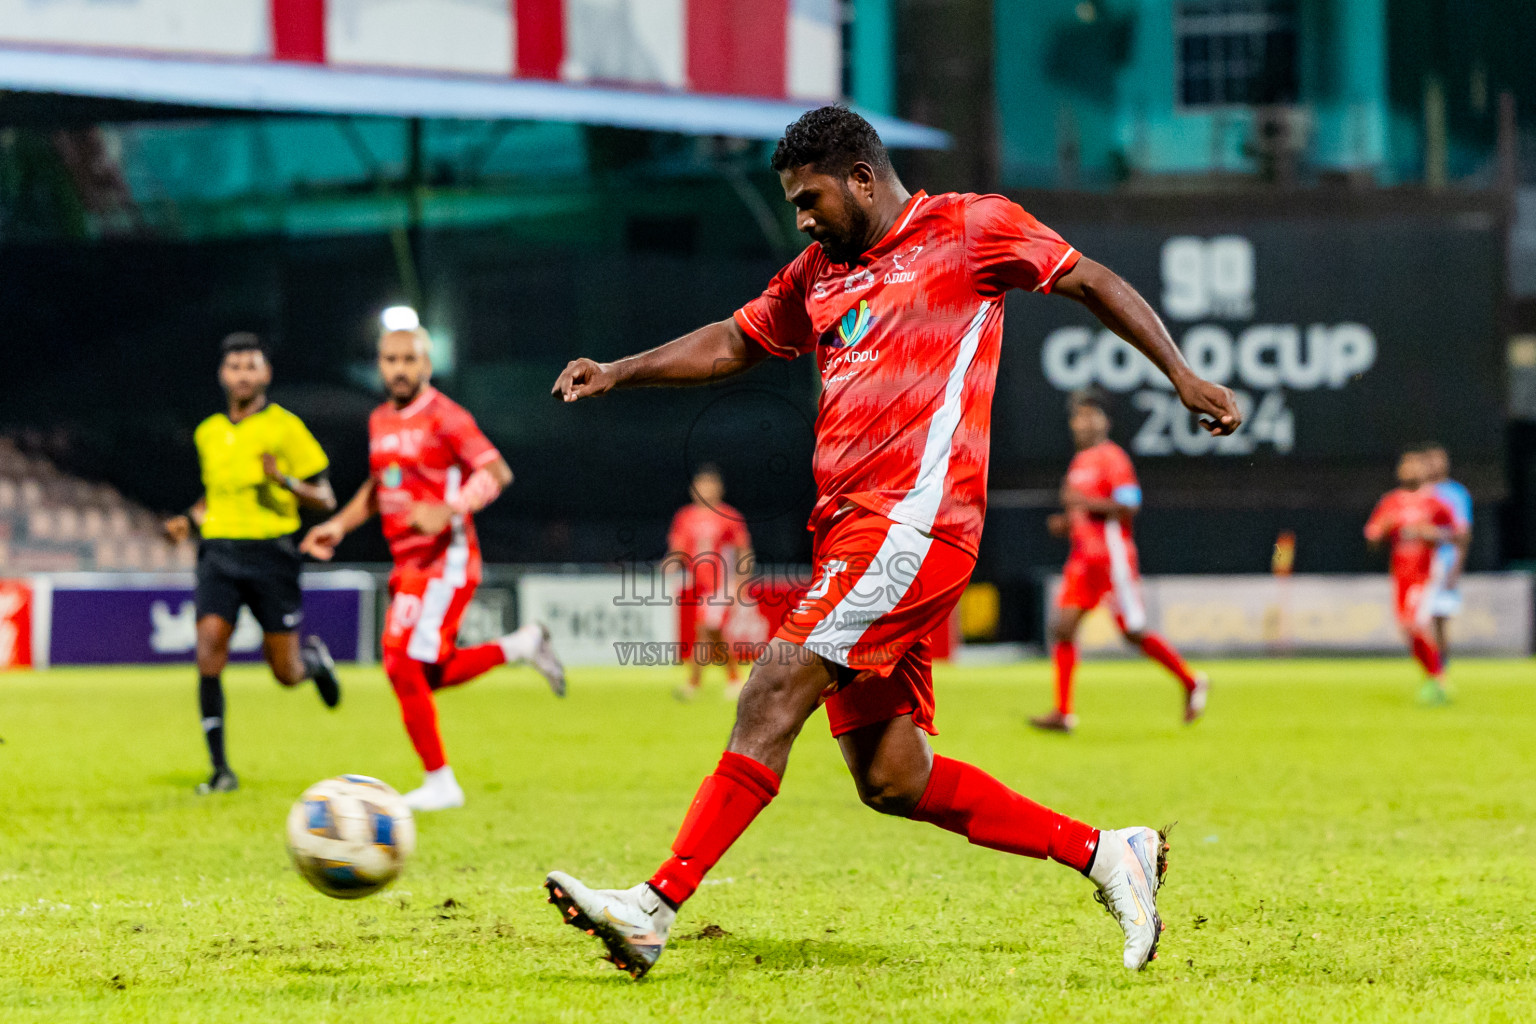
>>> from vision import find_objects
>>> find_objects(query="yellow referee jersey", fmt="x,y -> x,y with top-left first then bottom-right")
194,403 -> 329,540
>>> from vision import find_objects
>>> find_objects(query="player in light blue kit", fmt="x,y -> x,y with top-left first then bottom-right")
1420,443 -> 1471,662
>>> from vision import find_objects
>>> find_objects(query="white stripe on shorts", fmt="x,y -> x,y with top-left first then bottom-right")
1104,519 -> 1146,633
801,520 -> 932,667
407,577 -> 457,663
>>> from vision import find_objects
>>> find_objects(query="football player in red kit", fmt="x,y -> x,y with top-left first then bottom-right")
543,106 -> 1240,977
1364,448 -> 1466,705
302,326 -> 565,811
668,464 -> 753,701
1031,389 -> 1208,734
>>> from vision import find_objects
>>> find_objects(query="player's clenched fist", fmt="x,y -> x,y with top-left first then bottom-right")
1175,376 -> 1242,436
552,358 -> 619,403
300,519 -> 346,561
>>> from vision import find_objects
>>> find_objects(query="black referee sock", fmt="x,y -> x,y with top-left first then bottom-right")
199,674 -> 228,772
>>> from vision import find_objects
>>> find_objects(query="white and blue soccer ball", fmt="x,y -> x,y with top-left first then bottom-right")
286,775 -> 416,899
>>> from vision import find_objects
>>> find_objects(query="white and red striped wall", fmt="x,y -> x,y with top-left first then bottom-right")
0,0 -> 841,101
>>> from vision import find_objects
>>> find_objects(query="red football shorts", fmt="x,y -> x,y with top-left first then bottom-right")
384,567 -> 480,665
1057,543 -> 1147,633
1393,570 -> 1436,631
774,505 -> 974,738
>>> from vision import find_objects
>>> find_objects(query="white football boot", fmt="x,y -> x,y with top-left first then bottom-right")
1184,673 -> 1210,724
545,872 -> 676,979
1088,825 -> 1170,970
403,765 -> 465,812
501,623 -> 566,698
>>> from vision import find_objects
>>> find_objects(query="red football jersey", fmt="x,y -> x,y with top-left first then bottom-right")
668,501 -> 750,592
1365,487 -> 1457,581
369,386 -> 501,577
734,191 -> 1078,557
1064,440 -> 1139,562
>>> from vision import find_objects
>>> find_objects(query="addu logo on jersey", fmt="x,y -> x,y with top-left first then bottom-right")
831,301 -> 876,349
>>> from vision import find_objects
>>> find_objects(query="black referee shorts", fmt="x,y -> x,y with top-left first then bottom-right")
195,537 -> 305,634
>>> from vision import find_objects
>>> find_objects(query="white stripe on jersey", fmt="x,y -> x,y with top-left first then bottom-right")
885,302 -> 992,535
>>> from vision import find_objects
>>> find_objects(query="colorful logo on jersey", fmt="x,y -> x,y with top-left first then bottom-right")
832,301 -> 876,348
383,463 -> 402,489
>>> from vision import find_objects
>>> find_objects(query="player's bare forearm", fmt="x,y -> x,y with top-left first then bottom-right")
1063,491 -> 1135,519
553,319 -> 766,402
1054,257 -> 1241,435
290,475 -> 337,512
330,479 -> 378,535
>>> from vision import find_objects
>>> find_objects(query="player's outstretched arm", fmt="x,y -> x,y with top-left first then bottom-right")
552,319 -> 767,403
1054,258 -> 1242,436
300,478 -> 377,561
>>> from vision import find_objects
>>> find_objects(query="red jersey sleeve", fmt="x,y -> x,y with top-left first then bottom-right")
966,194 -> 1080,299
1105,446 -> 1138,491
724,518 -> 751,550
1431,497 -> 1458,531
734,247 -> 818,359
667,508 -> 689,555
441,405 -> 500,473
1364,493 -> 1395,542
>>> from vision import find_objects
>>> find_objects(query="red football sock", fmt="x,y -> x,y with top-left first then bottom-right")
649,751 -> 780,906
1140,632 -> 1197,690
1053,641 -> 1077,715
909,755 -> 1098,872
1411,634 -> 1443,677
436,643 -> 507,689
383,649 -> 447,772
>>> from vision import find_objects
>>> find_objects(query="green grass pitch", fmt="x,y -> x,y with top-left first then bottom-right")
2,657 -> 1534,1022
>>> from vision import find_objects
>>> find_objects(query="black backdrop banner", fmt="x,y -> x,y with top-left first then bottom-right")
993,210 -> 1504,483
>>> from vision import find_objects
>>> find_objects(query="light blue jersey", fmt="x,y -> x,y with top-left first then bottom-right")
1430,479 -> 1471,614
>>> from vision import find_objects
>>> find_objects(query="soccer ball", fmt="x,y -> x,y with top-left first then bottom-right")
285,775 -> 416,899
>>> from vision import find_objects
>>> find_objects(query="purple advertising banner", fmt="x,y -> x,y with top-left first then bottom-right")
35,570 -> 376,666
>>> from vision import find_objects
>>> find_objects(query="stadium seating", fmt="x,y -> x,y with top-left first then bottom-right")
0,438 -> 193,572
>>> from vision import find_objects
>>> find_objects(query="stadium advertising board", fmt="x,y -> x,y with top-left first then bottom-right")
32,570 -> 376,667
998,213 -> 1503,468
517,573 -> 679,667
1048,573 -> 1533,657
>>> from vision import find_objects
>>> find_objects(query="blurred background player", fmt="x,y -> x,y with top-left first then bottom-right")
302,321 -> 565,811
667,464 -> 753,701
1364,447 -> 1468,705
163,332 -> 341,795
1031,389 -> 1208,734
1419,443 -> 1472,661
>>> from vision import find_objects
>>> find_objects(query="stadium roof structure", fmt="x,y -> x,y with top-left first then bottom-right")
0,45 -> 949,150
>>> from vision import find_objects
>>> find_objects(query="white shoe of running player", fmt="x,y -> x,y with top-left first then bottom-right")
545,872 -> 675,979
1184,673 -> 1210,724
1088,825 -> 1170,970
403,766 -> 465,812
500,623 -> 566,697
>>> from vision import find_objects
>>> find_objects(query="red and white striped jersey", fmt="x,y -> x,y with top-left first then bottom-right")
735,191 -> 1079,557
369,386 -> 501,578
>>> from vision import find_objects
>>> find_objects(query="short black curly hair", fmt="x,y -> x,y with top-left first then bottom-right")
771,105 -> 893,179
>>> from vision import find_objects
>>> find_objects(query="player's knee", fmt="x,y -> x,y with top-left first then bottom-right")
855,767 -> 925,817
1122,628 -> 1145,645
1051,619 -> 1074,644
270,655 -> 305,687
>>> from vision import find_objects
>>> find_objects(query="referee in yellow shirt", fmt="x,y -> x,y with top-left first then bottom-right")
163,333 -> 343,795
